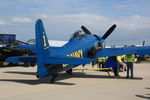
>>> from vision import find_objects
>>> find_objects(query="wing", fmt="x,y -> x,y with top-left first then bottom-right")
95,46 -> 150,58
6,56 -> 92,65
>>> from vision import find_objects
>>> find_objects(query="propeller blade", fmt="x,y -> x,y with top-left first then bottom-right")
81,26 -> 92,35
102,24 -> 116,39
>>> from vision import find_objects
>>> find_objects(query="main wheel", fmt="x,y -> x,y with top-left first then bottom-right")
114,65 -> 119,76
66,69 -> 73,75
50,74 -> 58,83
0,62 -> 3,67
23,63 -> 30,67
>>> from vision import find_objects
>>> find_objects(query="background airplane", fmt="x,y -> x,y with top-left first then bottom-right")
6,19 -> 150,83
17,40 -> 67,54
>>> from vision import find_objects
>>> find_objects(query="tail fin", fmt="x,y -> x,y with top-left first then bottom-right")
35,19 -> 50,78
36,19 -> 50,50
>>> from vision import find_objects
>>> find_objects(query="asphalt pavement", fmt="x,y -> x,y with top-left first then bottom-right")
0,63 -> 150,100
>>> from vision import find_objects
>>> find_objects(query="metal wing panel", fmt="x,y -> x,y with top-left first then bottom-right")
95,46 -> 150,58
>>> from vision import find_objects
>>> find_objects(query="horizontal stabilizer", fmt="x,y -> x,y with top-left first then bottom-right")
6,56 -> 36,63
6,56 -> 92,65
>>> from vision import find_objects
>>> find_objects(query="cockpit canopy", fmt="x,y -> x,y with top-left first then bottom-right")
70,30 -> 86,40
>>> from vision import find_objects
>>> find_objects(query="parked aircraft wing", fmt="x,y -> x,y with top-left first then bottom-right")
95,46 -> 150,58
17,44 -> 61,53
17,44 -> 36,53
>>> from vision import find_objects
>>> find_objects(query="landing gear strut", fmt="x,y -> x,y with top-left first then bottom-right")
50,74 -> 58,83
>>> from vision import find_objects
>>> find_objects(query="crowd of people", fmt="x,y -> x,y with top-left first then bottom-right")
97,54 -> 135,79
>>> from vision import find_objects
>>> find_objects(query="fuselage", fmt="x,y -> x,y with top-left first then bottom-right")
45,34 -> 105,74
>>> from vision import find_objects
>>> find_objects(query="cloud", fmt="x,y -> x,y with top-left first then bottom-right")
46,14 -> 109,25
28,13 -> 150,46
39,13 -> 150,31
12,17 -> 33,23
112,15 -> 150,31
0,20 -> 6,25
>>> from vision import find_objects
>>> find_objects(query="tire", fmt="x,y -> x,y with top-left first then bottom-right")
114,65 -> 119,76
66,69 -> 73,74
23,63 -> 30,67
30,63 -> 35,67
0,62 -> 3,67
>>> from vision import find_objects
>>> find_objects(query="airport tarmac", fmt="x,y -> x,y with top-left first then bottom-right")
0,63 -> 150,100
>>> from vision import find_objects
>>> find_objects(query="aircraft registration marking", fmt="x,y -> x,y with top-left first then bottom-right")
42,32 -> 49,49
62,49 -> 83,67
43,35 -> 47,47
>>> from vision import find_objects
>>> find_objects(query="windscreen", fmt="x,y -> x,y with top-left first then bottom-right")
70,30 -> 86,40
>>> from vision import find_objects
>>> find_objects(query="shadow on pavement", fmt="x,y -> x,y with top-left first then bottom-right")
0,71 -> 143,85
0,76 -> 76,86
135,87 -> 150,99
145,87 -> 150,89
4,71 -> 36,75
136,95 -> 150,99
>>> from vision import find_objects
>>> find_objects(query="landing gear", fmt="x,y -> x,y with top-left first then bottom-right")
23,63 -> 30,67
50,74 -> 58,83
0,62 -> 3,67
114,65 -> 119,76
66,69 -> 73,75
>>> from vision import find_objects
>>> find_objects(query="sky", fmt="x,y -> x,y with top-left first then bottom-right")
0,0 -> 150,46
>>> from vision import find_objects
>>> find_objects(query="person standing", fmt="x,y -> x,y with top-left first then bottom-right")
97,57 -> 107,68
117,55 -> 126,71
125,54 -> 135,78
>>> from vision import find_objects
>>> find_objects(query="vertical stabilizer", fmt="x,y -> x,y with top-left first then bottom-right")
35,19 -> 50,78
36,19 -> 50,50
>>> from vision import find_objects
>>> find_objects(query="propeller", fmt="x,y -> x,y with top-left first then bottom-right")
81,26 -> 92,35
80,24 -> 116,59
81,24 -> 116,40
102,24 -> 116,39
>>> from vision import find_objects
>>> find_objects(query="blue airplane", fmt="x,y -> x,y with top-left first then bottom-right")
6,19 -> 150,83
